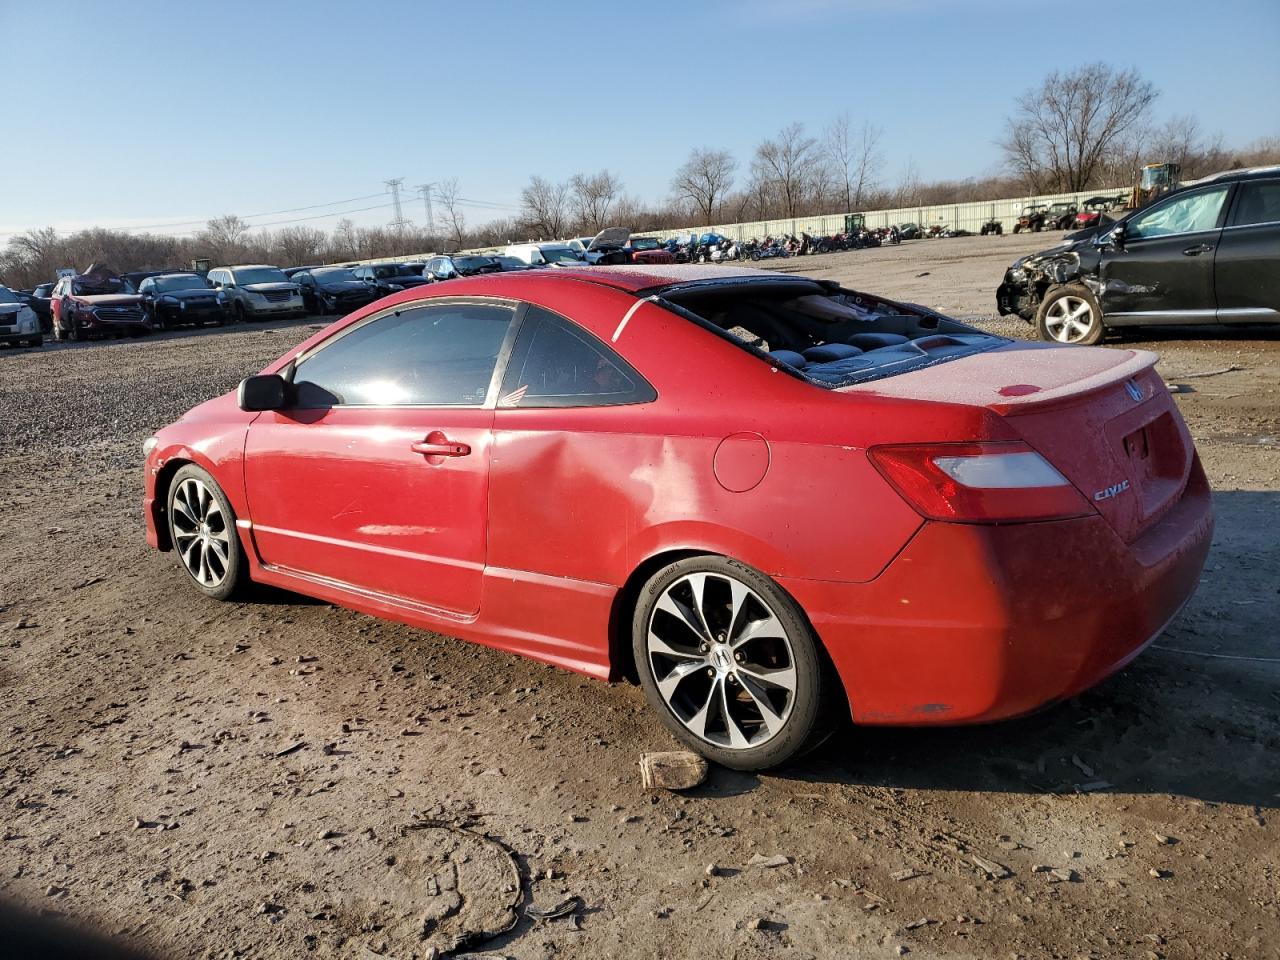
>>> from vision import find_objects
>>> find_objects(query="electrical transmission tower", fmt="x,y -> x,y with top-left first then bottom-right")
416,183 -> 435,240
384,178 -> 411,231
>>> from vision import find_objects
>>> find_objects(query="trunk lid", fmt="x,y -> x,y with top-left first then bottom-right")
850,342 -> 1193,543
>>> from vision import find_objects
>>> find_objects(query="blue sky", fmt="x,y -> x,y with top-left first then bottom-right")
2,0 -> 1276,241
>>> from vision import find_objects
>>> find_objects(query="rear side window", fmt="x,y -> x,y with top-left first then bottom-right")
498,305 -> 655,408
292,301 -> 514,407
1230,180 -> 1280,227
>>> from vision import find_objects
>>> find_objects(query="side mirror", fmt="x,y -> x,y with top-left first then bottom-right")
238,374 -> 289,411
1111,223 -> 1126,249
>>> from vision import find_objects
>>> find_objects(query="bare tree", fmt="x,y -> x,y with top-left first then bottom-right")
436,179 -> 467,250
1001,63 -> 1159,192
752,123 -> 824,218
671,149 -> 736,223
332,218 -> 360,260
201,215 -> 251,254
519,176 -> 572,239
273,226 -> 327,265
569,170 -> 623,234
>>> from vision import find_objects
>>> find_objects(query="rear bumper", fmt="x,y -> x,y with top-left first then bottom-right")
783,457 -> 1213,726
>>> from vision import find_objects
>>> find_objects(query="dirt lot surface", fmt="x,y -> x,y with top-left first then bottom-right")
2,234 -> 1277,960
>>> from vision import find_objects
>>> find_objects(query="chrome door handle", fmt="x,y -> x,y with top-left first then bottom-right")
1182,243 -> 1214,256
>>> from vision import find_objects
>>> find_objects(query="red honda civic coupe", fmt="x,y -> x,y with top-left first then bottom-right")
142,265 -> 1212,769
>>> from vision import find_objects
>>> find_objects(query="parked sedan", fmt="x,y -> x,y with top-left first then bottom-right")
293,267 -> 380,316
138,273 -> 228,330
51,268 -> 150,340
998,166 -> 1280,343
0,285 -> 42,347
352,262 -> 433,297
423,255 -> 502,281
143,264 -> 1211,770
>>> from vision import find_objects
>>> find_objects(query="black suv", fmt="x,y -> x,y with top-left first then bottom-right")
997,166 -> 1280,344
138,272 -> 227,329
352,262 -> 432,297
293,266 -> 380,315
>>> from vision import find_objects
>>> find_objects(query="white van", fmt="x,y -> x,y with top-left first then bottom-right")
503,242 -> 585,267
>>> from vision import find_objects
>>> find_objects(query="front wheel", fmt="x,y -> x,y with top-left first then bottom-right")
633,555 -> 836,771
167,464 -> 248,601
1036,283 -> 1104,345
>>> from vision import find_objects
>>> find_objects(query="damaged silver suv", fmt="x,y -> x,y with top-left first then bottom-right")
997,166 -> 1280,344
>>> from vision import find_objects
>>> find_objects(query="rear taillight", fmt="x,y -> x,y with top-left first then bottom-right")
868,441 -> 1094,523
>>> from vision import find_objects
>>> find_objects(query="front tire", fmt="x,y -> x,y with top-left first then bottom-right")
167,465 -> 248,601
633,555 -> 836,771
1036,283 -> 1104,345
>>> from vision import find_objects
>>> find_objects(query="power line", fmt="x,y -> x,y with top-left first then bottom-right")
116,191 -> 390,232
0,183 -> 522,244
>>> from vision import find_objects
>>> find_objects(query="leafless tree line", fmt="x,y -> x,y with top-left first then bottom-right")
4,63 -> 1277,290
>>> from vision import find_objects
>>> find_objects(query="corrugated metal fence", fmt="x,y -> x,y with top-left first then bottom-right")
343,185 -> 1129,264
656,185 -> 1128,241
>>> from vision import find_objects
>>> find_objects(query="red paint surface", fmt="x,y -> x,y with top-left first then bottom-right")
143,268 -> 1213,726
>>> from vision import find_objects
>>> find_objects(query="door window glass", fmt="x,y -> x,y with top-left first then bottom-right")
499,306 -> 655,408
1230,180 -> 1280,227
292,302 -> 514,407
1127,186 -> 1229,239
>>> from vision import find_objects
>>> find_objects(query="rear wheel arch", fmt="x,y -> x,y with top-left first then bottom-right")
608,548 -> 707,683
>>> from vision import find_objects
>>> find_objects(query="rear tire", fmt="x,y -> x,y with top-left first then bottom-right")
632,555 -> 837,771
166,464 -> 248,602
1036,283 -> 1105,346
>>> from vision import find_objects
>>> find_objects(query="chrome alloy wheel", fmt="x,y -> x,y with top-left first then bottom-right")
171,477 -> 231,587
646,572 -> 798,750
1043,295 -> 1095,343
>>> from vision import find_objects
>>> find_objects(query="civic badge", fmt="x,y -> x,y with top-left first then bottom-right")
1124,379 -> 1143,403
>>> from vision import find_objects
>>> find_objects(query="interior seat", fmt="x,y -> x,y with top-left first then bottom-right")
849,332 -> 910,351
802,343 -> 864,362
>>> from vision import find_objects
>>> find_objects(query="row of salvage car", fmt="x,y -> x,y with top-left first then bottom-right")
0,229 -> 669,347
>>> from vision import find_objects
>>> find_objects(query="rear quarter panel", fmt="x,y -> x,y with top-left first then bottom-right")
482,279 -> 944,587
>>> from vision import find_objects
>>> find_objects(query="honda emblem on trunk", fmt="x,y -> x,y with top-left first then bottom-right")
1124,379 -> 1143,403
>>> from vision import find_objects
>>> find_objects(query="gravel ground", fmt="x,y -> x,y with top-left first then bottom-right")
1,235 -> 1277,959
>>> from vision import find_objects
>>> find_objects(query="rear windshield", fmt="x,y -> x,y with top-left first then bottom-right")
233,267 -> 288,285
154,274 -> 206,292
655,279 -> 1008,388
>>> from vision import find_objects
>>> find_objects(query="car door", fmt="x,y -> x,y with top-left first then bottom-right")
488,304 -> 657,583
1214,177 -> 1280,323
242,298 -> 518,616
1097,183 -> 1232,323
